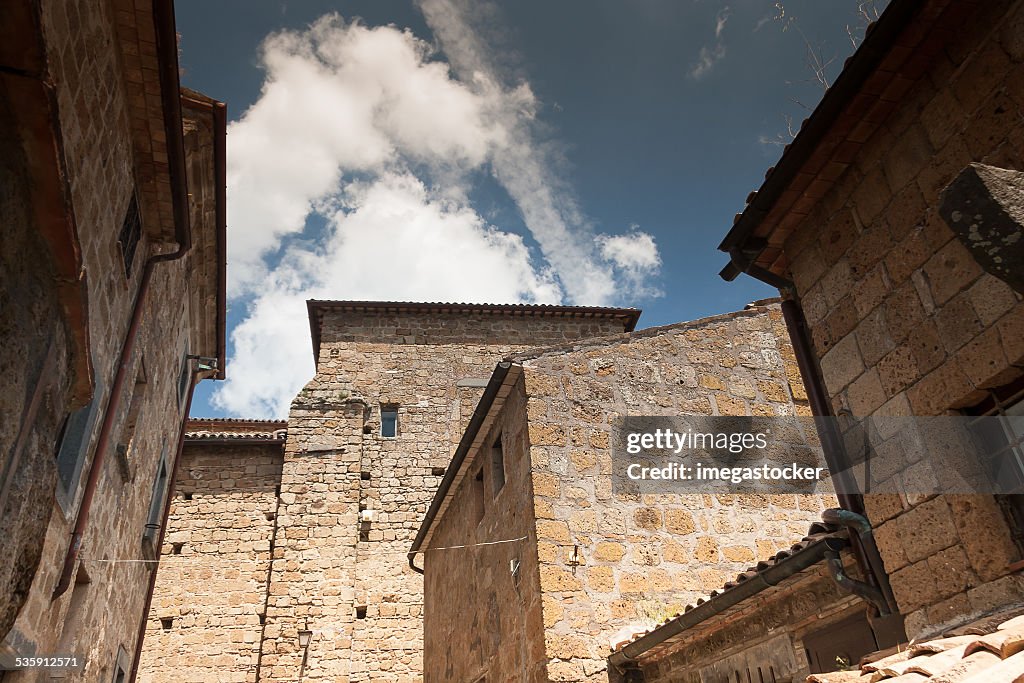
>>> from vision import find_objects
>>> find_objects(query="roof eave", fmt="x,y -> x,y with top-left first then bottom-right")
717,0 -> 926,276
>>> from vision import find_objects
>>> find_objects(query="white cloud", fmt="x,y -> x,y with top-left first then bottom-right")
213,172 -> 560,417
214,9 -> 662,418
690,7 -> 731,80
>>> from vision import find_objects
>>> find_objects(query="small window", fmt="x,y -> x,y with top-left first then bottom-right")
491,433 -> 505,495
355,605 -> 367,619
144,446 -> 169,541
115,362 -> 147,480
55,378 -> 105,502
112,645 -> 131,683
431,467 -> 446,477
965,378 -> 1024,554
160,617 -> 173,630
380,407 -> 398,438
473,468 -> 485,524
177,352 -> 191,407
118,193 -> 142,278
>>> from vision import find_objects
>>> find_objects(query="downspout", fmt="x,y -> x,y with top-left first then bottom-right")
128,367 -> 211,682
725,252 -> 898,615
52,0 -> 191,600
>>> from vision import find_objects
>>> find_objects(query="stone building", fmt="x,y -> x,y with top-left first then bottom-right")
411,302 -> 838,682
138,419 -> 286,682
0,0 -> 225,680
704,0 -> 1024,667
142,301 -> 643,681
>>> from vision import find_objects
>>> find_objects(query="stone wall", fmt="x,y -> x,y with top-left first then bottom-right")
258,308 -> 632,682
138,435 -> 284,682
419,303 -> 838,682
0,1 -> 222,679
640,566 -> 861,683
518,303 -> 836,681
781,0 -> 1024,638
423,378 -> 548,683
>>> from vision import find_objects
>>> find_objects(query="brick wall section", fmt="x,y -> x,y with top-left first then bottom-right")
780,0 -> 1024,638
138,440 -> 283,682
259,310 -> 629,682
519,304 -> 835,681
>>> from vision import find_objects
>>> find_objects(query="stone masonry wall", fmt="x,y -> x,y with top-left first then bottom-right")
423,377 -> 548,683
138,439 -> 284,682
259,310 -> 630,682
2,1 -> 220,679
519,304 -> 836,682
780,0 -> 1024,638
640,567 -> 861,683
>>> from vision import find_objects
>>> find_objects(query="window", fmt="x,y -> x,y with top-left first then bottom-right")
176,351 -> 191,407
112,645 -> 130,683
118,193 -> 142,278
472,467 -> 485,524
965,377 -> 1024,554
490,433 -> 505,495
115,362 -> 147,481
380,407 -> 398,438
143,445 -> 169,544
55,378 -> 104,507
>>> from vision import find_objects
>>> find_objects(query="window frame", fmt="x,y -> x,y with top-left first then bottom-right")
964,375 -> 1024,556
380,406 -> 398,438
54,378 -> 105,516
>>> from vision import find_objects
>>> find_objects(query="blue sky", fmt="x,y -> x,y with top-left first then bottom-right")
178,1 -> 881,418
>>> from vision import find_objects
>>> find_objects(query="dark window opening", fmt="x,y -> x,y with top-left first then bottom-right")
118,193 -> 142,278
258,613 -> 266,626
182,492 -> 193,501
355,606 -> 367,619
473,468 -> 485,523
490,433 -> 505,495
160,617 -> 173,630
171,543 -> 184,555
380,407 -> 398,438
363,425 -> 372,434
359,530 -> 370,542
360,471 -> 371,481
431,467 -> 446,477
265,511 -> 275,521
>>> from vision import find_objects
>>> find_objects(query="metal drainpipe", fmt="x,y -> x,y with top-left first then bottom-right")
51,246 -> 190,600
725,254 -> 898,615
51,0 -> 191,600
128,368 -> 210,682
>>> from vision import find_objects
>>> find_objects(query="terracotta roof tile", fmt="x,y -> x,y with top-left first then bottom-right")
806,611 -> 1024,683
184,418 -> 287,442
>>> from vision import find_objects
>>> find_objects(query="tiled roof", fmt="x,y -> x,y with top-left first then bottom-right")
807,609 -> 1024,683
612,520 -> 849,652
185,418 -> 287,442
